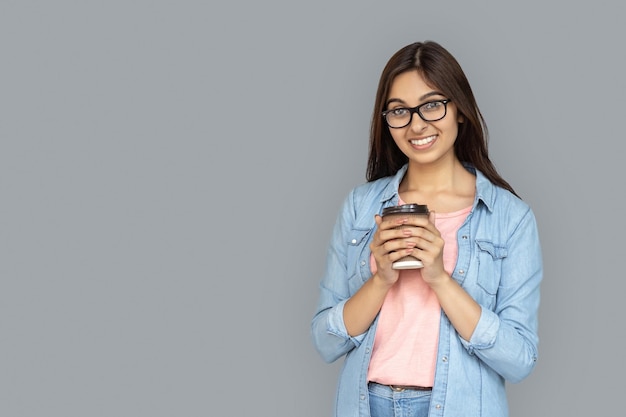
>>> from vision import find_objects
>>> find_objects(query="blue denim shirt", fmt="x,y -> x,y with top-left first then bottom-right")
311,164 -> 542,417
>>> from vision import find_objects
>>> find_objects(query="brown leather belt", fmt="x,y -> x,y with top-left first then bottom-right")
389,385 -> 432,392
370,382 -> 432,392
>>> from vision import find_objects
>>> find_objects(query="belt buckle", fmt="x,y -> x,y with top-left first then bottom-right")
389,385 -> 406,392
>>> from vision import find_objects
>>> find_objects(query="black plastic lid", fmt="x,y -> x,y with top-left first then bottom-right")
382,203 -> 429,216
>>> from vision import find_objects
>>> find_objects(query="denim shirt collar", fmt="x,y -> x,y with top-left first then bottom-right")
377,164 -> 408,206
378,163 -> 496,213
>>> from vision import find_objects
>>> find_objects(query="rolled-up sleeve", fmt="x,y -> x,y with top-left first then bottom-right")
311,190 -> 366,363
312,298 -> 368,363
460,208 -> 542,383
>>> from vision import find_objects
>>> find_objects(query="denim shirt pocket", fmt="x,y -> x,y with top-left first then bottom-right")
346,228 -> 372,295
475,240 -> 508,305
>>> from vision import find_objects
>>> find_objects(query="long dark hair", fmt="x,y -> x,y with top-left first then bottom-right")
366,41 -> 518,197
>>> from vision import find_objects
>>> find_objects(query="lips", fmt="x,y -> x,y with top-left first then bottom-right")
410,135 -> 436,146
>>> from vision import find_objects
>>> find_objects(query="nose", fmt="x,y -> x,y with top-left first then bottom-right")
409,111 -> 428,132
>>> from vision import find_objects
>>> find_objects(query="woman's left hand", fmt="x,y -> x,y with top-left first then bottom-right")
405,211 -> 448,285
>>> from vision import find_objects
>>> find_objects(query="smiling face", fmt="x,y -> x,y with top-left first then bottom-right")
385,70 -> 463,168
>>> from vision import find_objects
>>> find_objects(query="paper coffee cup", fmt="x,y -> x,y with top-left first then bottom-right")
381,203 -> 429,270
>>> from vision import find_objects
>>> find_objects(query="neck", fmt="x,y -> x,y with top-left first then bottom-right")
401,158 -> 466,194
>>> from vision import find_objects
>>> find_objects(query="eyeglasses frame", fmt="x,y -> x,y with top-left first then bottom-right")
381,99 -> 452,129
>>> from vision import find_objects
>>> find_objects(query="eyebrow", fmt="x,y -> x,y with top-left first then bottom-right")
386,91 -> 444,107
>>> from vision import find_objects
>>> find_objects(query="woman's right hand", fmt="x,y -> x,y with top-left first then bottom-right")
369,214 -> 416,286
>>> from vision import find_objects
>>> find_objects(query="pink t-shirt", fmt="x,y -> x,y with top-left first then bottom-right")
367,205 -> 471,387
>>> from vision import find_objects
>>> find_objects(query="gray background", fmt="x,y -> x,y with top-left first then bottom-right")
2,1 -> 624,416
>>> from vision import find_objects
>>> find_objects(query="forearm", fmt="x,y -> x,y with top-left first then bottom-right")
343,273 -> 393,337
430,273 -> 481,341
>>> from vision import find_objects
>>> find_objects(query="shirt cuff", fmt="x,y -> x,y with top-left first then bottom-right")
327,299 -> 368,346
460,306 -> 499,354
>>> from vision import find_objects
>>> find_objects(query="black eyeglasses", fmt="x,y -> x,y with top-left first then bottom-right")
382,99 -> 452,128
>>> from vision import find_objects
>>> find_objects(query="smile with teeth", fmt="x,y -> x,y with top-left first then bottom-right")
410,135 -> 436,146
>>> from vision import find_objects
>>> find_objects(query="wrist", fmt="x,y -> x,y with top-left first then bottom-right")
426,271 -> 453,291
371,273 -> 396,291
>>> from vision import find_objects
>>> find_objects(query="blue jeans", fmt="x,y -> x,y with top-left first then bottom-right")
368,383 -> 431,417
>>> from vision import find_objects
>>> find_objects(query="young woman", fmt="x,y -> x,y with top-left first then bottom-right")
311,41 -> 542,417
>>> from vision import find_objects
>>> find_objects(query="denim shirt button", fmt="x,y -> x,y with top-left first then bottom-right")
365,347 -> 371,354
462,235 -> 468,239
442,356 -> 448,362
351,239 -> 357,244
458,270 -> 465,275
360,260 -> 366,266
435,404 -> 442,410
360,395 -> 366,400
